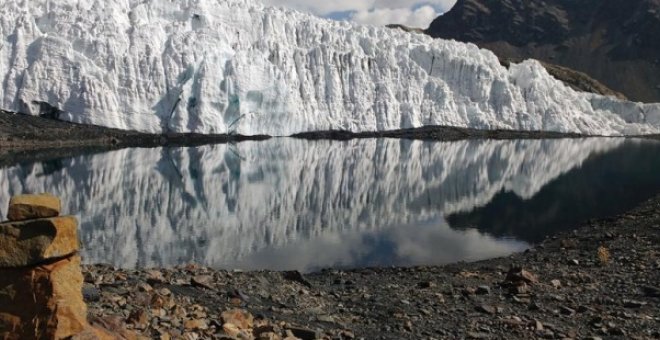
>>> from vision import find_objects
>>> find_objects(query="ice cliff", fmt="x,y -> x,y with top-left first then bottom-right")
0,138 -> 625,270
1,0 -> 659,136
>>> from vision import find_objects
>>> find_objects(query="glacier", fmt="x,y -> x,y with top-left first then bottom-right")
1,0 -> 659,136
0,138 -> 633,270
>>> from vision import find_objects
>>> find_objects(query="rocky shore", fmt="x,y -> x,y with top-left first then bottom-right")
2,110 -> 660,161
81,196 -> 660,339
0,110 -> 269,152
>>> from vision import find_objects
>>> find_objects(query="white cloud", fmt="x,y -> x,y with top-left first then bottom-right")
352,5 -> 439,28
260,0 -> 458,28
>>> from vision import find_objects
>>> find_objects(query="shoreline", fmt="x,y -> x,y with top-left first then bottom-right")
4,110 -> 659,157
0,110 -> 269,151
81,195 -> 660,339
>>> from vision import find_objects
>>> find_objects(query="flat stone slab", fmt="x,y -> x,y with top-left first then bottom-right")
7,194 -> 61,221
0,216 -> 78,268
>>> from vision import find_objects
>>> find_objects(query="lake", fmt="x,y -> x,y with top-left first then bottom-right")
1,138 -> 659,272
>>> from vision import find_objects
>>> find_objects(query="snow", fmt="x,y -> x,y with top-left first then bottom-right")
1,0 -> 659,136
0,138 -> 623,269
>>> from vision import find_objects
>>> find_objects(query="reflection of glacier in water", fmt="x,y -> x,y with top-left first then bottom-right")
1,137 -> 658,271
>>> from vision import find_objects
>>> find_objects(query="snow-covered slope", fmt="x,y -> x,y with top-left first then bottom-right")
0,0 -> 659,136
0,138 -> 622,269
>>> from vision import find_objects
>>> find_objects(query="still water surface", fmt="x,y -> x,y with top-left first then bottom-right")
1,138 -> 659,272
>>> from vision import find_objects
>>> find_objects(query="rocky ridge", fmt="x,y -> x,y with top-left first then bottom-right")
427,0 -> 660,102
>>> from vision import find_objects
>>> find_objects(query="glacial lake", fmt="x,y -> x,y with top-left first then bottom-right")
1,138 -> 660,272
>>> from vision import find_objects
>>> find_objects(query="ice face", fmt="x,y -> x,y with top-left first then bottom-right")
0,0 -> 659,136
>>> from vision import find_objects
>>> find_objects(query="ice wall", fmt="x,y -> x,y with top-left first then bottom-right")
0,0 -> 659,136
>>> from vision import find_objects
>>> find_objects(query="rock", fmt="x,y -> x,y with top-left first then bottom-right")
221,309 -> 254,330
475,305 -> 497,315
340,330 -> 355,339
623,300 -> 647,308
509,282 -> 530,295
82,283 -> 101,302
608,326 -> 626,336
476,285 -> 491,295
258,332 -> 282,340
7,193 -> 60,221
560,239 -> 578,249
146,270 -> 166,284
641,285 -> 660,297
137,282 -> 153,292
0,216 -> 79,267
86,316 -> 137,340
127,309 -> 149,330
184,319 -> 208,330
288,327 -> 318,340
253,325 -> 276,337
577,305 -> 592,313
316,315 -> 335,323
534,320 -> 544,331
0,255 -> 88,339
284,330 -> 300,340
223,322 -> 253,339
191,275 -> 214,289
504,268 -> 539,284
550,279 -> 561,288
467,332 -> 489,339
597,246 -> 610,264
560,306 -> 575,315
222,323 -> 241,337
282,271 -> 312,288
417,281 -> 436,289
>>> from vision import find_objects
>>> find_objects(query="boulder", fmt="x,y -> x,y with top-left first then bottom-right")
0,255 -> 87,339
7,194 -> 61,221
0,216 -> 79,268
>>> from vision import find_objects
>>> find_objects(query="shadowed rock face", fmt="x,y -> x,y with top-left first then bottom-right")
427,0 -> 660,102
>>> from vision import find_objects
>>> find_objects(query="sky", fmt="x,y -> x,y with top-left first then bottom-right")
260,0 -> 458,28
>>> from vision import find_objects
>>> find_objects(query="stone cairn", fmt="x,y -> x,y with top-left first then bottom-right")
0,194 -> 119,339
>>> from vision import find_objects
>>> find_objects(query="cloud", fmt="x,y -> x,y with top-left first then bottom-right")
224,217 -> 528,272
352,5 -> 439,28
260,0 -> 458,28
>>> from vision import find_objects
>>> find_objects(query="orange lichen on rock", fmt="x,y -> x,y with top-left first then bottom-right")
0,216 -> 79,267
0,255 -> 87,339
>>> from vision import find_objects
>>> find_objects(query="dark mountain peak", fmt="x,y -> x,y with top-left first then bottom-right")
429,0 -> 570,45
426,0 -> 660,102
